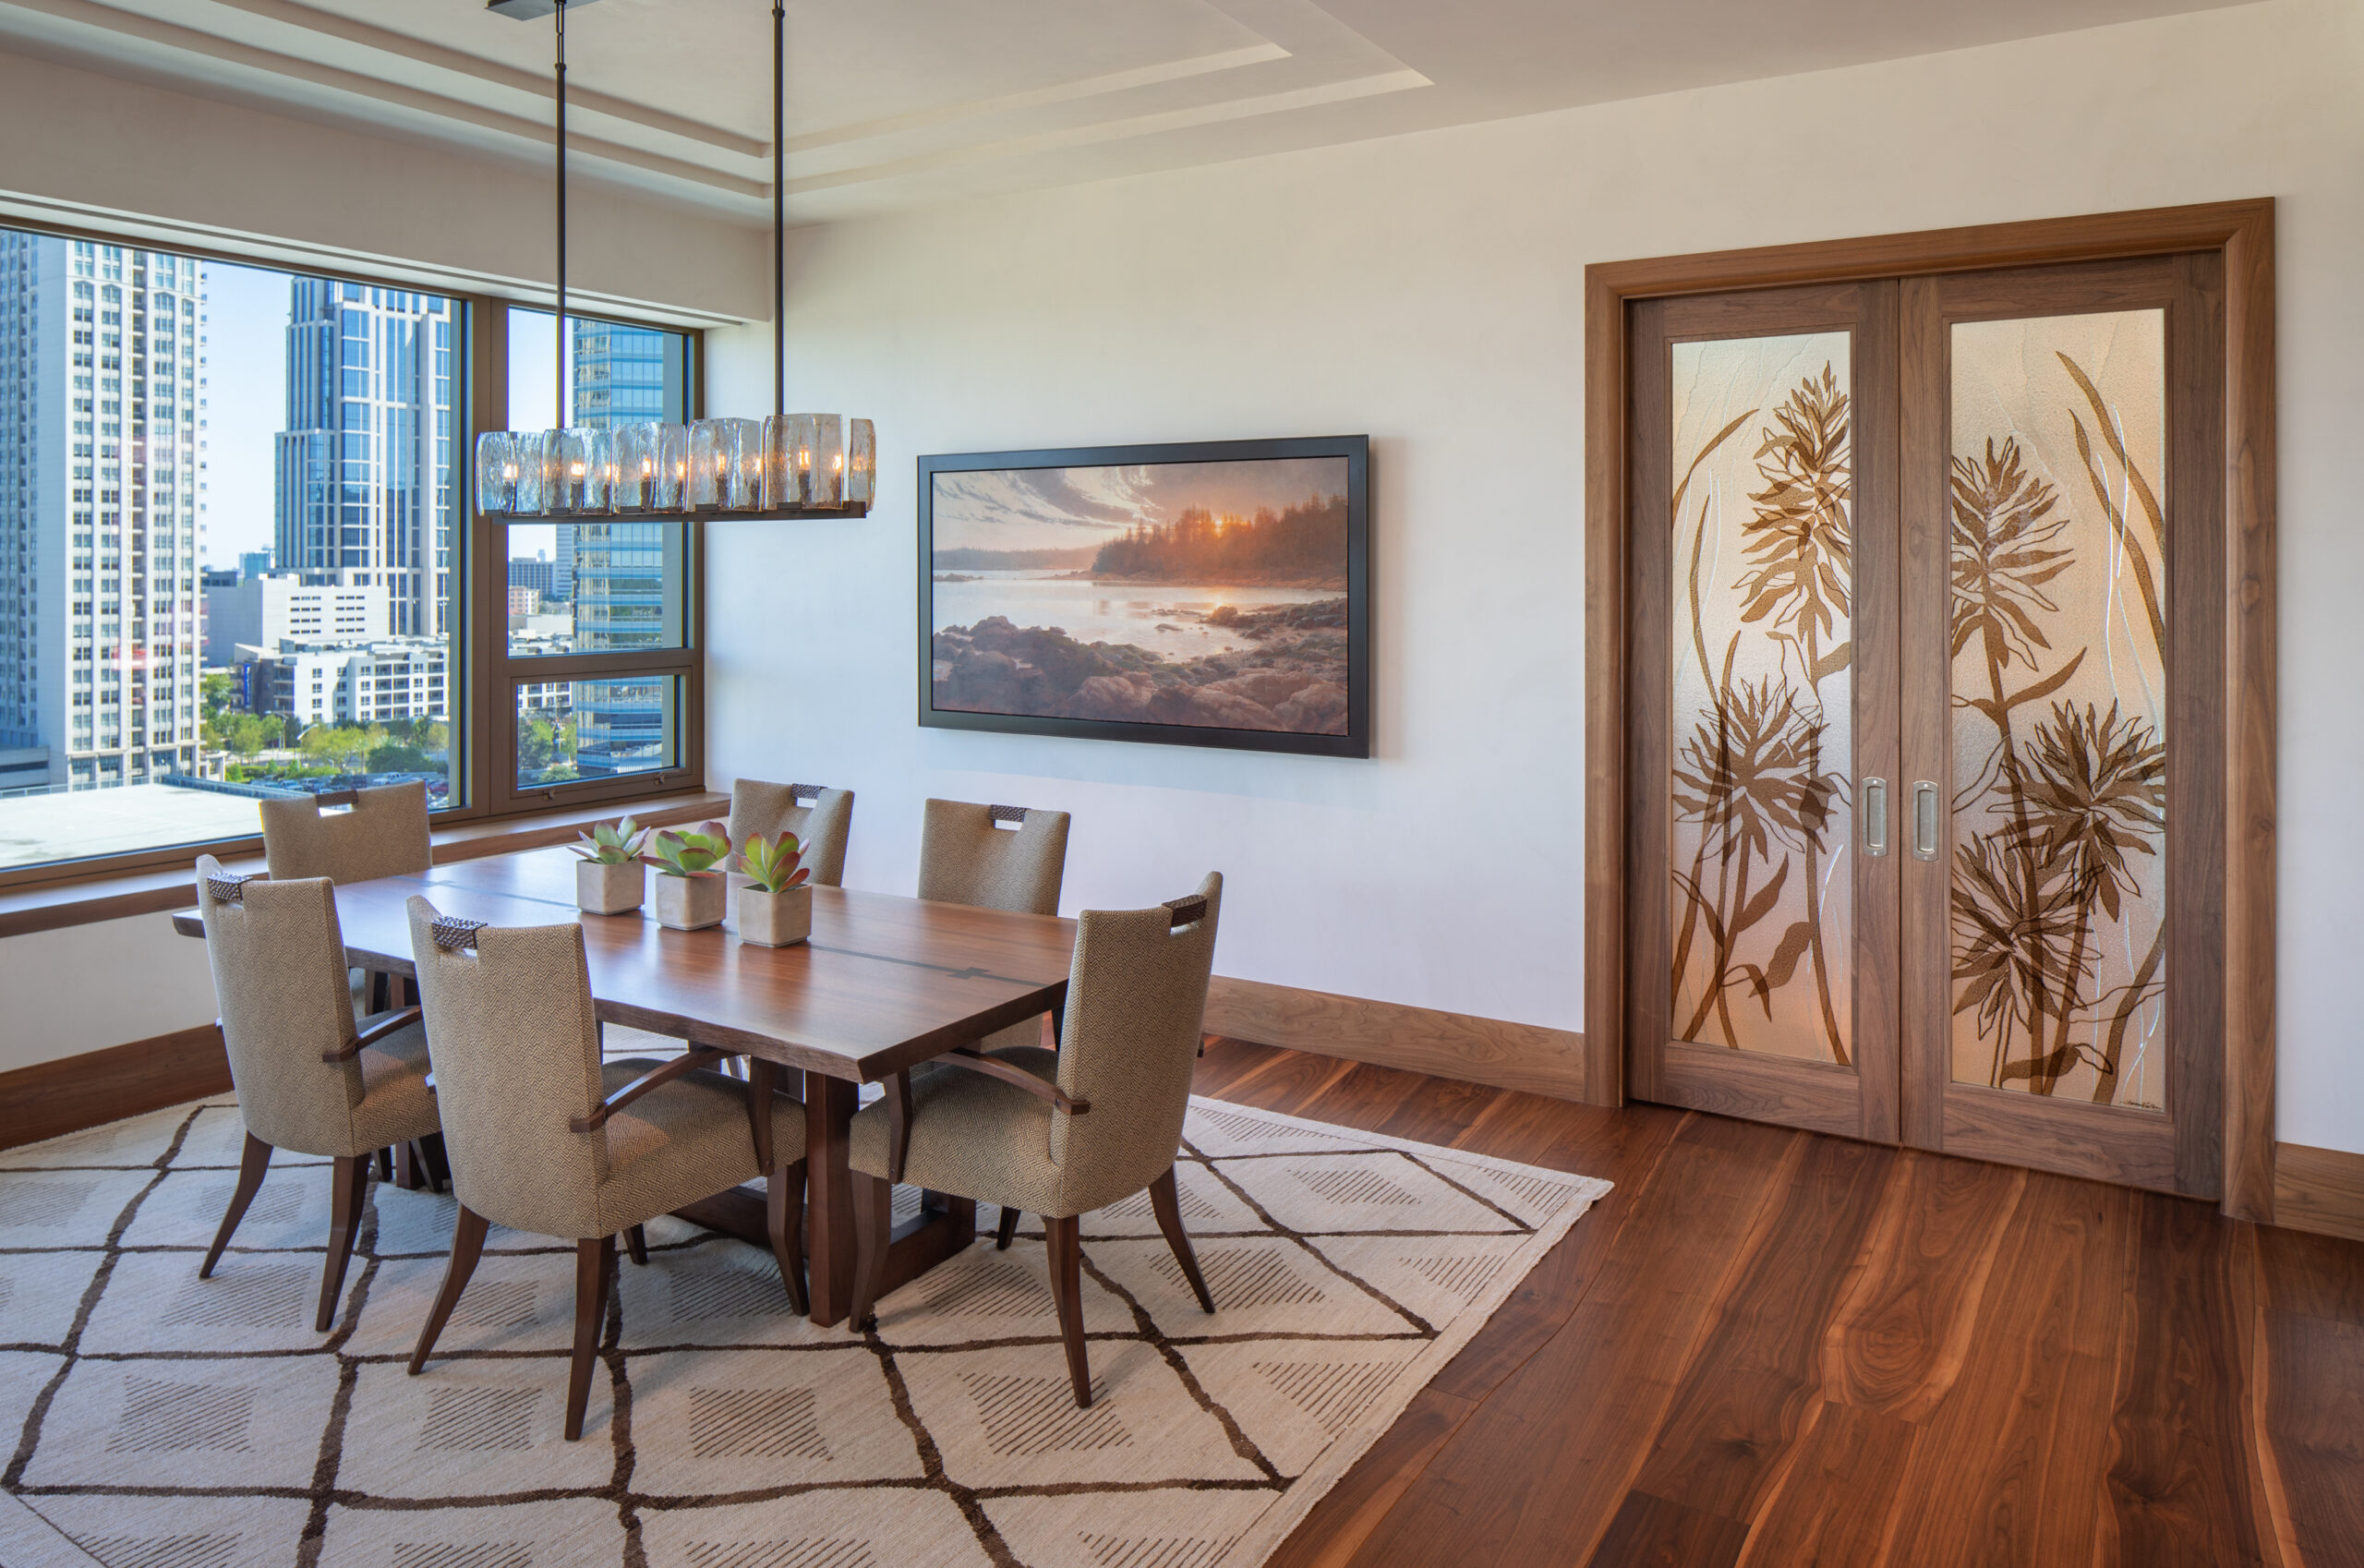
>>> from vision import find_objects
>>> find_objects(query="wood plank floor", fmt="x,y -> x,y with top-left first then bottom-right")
1188,1039 -> 2364,1568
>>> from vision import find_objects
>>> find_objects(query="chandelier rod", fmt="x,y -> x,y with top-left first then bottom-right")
554,0 -> 569,426
773,0 -> 786,419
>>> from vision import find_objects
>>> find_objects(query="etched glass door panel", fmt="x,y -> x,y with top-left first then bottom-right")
1669,332 -> 1854,1065
1947,312 -> 2167,1107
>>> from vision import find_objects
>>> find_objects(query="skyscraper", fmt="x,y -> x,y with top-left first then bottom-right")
274,281 -> 453,640
0,234 -> 205,790
568,319 -> 682,778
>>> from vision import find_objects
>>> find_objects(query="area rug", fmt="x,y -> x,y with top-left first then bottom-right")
0,1089 -> 1607,1567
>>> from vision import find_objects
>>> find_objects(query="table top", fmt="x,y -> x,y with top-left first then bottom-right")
172,847 -> 1076,1083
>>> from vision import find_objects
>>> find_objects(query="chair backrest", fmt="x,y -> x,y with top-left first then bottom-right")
404,896 -> 607,1238
730,778 -> 854,887
917,799 -> 1069,915
1048,872 -> 1223,1209
195,854 -> 369,1157
259,780 -> 431,885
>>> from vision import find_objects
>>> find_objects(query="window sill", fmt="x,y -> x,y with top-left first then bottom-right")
0,789 -> 729,939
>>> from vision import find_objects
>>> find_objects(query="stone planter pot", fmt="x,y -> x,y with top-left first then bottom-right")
575,858 -> 645,916
653,872 -> 727,932
737,884 -> 812,947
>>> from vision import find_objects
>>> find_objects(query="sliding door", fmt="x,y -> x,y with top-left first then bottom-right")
1622,255 -> 2225,1198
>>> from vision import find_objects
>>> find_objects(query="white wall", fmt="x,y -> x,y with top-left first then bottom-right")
0,914 -> 217,1066
706,0 -> 2364,1153
0,47 -> 765,322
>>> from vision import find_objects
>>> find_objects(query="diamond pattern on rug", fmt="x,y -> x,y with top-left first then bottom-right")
691,1387 -> 829,1459
0,1092 -> 1604,1567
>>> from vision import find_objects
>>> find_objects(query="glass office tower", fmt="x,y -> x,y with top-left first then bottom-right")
568,320 -> 683,778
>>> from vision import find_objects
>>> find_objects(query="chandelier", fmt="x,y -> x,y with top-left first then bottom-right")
476,0 -> 873,519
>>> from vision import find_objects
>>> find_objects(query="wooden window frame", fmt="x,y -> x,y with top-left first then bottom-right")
0,217 -> 708,898
1583,199 -> 2276,1221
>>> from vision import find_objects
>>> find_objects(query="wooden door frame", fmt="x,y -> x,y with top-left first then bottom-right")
1582,199 -> 2277,1221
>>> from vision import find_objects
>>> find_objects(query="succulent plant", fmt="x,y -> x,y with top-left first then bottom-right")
570,815 -> 648,865
643,820 -> 732,878
735,831 -> 810,894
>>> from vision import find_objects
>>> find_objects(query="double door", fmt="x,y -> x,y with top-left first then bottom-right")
1623,255 -> 2224,1197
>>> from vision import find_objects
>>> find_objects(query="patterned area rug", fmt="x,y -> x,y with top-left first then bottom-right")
0,1089 -> 1606,1567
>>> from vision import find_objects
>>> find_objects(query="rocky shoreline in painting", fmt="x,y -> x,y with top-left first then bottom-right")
932,597 -> 1349,734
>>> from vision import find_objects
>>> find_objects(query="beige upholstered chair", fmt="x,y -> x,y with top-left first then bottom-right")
192,854 -> 442,1332
259,780 -> 432,1018
847,873 -> 1224,1407
918,798 -> 1070,1060
402,896 -> 810,1440
730,778 -> 854,887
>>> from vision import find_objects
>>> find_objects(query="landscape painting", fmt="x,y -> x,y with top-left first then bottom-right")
918,436 -> 1369,756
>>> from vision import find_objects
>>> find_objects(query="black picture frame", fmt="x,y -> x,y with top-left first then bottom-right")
917,435 -> 1371,758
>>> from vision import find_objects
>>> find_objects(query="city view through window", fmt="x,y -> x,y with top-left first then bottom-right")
0,228 -> 689,874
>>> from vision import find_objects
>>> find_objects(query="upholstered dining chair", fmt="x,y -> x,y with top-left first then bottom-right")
401,895 -> 810,1441
259,779 -> 432,1019
730,778 -> 854,887
846,873 -> 1224,1408
192,854 -> 443,1333
918,798 -> 1070,1064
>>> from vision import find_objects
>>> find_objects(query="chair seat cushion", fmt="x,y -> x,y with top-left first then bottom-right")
349,1014 -> 441,1154
848,1051 -> 1067,1215
594,1057 -> 807,1236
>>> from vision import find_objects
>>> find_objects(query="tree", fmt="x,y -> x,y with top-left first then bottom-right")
219,713 -> 281,758
301,723 -> 382,777
201,671 -> 235,718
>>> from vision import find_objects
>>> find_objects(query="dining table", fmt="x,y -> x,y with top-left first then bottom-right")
171,844 -> 1078,1326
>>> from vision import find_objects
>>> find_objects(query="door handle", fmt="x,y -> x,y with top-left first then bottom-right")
1863,778 -> 1888,857
1913,781 -> 1940,862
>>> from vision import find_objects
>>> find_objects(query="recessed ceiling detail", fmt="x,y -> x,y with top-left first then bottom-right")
0,0 -> 2249,225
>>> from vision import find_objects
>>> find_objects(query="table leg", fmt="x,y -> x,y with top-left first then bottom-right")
803,1072 -> 860,1327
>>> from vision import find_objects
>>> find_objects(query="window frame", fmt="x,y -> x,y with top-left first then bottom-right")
0,219 -> 708,895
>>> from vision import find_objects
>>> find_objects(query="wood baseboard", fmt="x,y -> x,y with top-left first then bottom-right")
2273,1141 -> 2364,1243
1203,976 -> 1586,1101
0,1023 -> 230,1152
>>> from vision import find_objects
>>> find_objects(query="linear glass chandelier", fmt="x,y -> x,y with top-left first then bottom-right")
476,0 -> 873,520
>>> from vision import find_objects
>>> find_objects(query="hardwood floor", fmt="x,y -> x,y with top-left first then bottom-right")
1190,1039 -> 2364,1567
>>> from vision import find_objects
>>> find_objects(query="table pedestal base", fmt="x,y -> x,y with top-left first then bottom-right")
672,1185 -> 975,1328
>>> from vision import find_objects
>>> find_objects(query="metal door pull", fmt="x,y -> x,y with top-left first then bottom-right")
1913,780 -> 1940,861
1863,778 -> 1888,856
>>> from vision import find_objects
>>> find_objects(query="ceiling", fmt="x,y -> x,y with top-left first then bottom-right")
0,0 -> 2250,226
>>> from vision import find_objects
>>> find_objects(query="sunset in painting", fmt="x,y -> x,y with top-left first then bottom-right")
928,456 -> 1352,736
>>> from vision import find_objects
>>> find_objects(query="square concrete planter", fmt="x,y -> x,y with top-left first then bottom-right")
653,872 -> 727,932
737,884 -> 812,947
575,858 -> 645,916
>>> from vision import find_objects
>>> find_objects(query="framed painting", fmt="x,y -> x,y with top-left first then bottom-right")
917,435 -> 1370,757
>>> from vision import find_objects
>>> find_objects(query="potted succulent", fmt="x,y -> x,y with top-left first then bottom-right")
733,831 -> 812,947
643,821 -> 732,931
570,816 -> 649,915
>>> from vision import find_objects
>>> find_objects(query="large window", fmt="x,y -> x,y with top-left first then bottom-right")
491,308 -> 698,805
0,226 -> 704,884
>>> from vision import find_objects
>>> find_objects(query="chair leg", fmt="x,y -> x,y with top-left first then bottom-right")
316,1153 -> 370,1332
409,1205 -> 491,1374
1044,1214 -> 1092,1408
392,1140 -> 424,1191
767,1160 -> 810,1316
565,1234 -> 616,1441
1149,1167 -> 1215,1313
995,1205 -> 1020,1250
624,1224 -> 649,1266
847,1171 -> 894,1332
368,970 -> 392,1014
417,1133 -> 452,1193
375,1147 -> 394,1182
201,1132 -> 272,1278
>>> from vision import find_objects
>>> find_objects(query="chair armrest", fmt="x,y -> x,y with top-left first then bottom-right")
940,1048 -> 1092,1116
570,1046 -> 728,1133
321,1006 -> 424,1064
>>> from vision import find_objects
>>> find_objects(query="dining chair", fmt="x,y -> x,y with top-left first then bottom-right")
918,798 -> 1070,1063
191,854 -> 443,1333
846,873 -> 1224,1407
259,779 -> 431,1019
401,895 -> 810,1441
730,778 -> 854,887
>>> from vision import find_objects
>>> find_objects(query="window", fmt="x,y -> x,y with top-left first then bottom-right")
494,308 -> 699,802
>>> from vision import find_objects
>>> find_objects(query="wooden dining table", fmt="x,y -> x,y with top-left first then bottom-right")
172,844 -> 1077,1326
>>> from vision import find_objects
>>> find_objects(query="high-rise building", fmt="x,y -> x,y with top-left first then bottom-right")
0,234 -> 206,790
273,281 -> 453,641
569,320 -> 682,778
